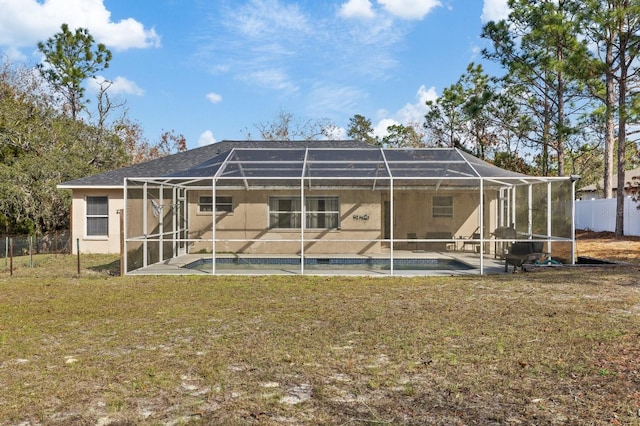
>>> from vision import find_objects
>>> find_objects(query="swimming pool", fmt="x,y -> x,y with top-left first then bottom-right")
184,257 -> 473,273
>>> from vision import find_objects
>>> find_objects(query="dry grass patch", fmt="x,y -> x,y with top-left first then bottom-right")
0,254 -> 639,424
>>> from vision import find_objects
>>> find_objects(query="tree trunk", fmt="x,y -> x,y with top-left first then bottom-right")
556,65 -> 565,177
604,39 -> 615,199
615,22 -> 629,237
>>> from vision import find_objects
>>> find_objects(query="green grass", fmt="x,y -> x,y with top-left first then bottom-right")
1,254 -> 639,424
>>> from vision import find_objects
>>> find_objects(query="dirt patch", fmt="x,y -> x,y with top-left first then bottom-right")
549,229 -> 640,265
574,229 -> 640,264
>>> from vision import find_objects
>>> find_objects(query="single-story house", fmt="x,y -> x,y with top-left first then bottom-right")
578,167 -> 640,199
59,140 -> 578,275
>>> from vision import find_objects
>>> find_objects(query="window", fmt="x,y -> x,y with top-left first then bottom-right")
86,196 -> 108,236
199,196 -> 233,213
306,197 -> 339,229
432,196 -> 453,218
269,197 -> 339,229
269,197 -> 301,228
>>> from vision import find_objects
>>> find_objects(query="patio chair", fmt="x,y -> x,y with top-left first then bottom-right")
504,241 -> 548,272
492,225 -> 517,259
461,232 -> 481,252
424,232 -> 452,251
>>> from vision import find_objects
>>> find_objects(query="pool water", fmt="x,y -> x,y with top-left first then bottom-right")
184,257 -> 473,273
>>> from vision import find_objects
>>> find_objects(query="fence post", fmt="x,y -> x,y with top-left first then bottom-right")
29,236 -> 33,268
9,238 -> 13,276
4,236 -> 7,269
76,238 -> 80,275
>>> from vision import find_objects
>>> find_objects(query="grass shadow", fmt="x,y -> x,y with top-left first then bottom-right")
88,258 -> 121,276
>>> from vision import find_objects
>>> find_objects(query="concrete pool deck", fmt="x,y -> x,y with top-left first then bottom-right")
126,250 -> 512,276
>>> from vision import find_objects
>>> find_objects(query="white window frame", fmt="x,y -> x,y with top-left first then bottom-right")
86,196 -> 109,237
269,196 -> 340,230
305,196 -> 340,230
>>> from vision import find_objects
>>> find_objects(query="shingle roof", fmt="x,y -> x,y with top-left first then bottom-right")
579,167 -> 640,193
58,140 -> 371,188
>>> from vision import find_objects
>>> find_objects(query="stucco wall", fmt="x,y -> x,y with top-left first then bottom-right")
390,190 -> 481,241
71,187 -> 497,256
188,189 -> 383,255
69,188 -> 124,254
187,189 -> 489,255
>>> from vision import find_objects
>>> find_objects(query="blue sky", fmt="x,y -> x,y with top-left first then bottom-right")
0,0 -> 509,150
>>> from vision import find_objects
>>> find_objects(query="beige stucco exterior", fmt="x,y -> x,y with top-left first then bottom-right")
69,188 -> 124,254
69,186 -> 499,258
186,188 -> 491,255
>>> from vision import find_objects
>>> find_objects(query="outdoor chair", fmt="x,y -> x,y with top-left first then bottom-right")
461,232 -> 481,252
424,232 -> 452,251
492,225 -> 517,258
504,241 -> 548,272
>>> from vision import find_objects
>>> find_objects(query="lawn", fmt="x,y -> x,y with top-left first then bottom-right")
0,249 -> 639,425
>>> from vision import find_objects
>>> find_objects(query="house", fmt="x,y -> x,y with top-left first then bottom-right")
59,140 -> 578,275
578,167 -> 640,199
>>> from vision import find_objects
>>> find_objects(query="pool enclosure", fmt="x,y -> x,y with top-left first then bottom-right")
123,147 -> 577,275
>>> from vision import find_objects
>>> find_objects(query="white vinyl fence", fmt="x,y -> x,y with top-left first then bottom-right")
576,197 -> 640,236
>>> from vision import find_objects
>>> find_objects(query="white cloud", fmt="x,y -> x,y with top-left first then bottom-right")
307,83 -> 365,117
396,85 -> 437,124
89,75 -> 144,96
228,0 -> 309,39
109,76 -> 144,96
373,117 -> 398,139
372,85 -> 438,138
206,92 -> 223,104
338,0 -> 376,19
240,68 -> 298,93
377,0 -> 441,20
198,130 -> 217,146
327,126 -> 348,140
1,47 -> 26,62
481,0 -> 510,23
0,0 -> 160,50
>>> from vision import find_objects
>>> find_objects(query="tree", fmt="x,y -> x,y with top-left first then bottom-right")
37,23 -> 112,120
382,124 -> 424,148
347,114 -> 379,145
482,0 -> 591,176
578,0 -> 640,236
248,110 -> 339,141
424,63 -> 498,159
423,80 -> 466,149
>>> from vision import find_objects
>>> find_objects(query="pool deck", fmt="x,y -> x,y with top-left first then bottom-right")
127,250 -> 511,276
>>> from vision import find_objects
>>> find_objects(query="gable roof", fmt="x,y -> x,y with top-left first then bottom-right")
58,140 -> 370,188
579,167 -> 640,193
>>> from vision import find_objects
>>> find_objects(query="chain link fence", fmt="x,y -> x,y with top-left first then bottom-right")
0,230 -> 70,258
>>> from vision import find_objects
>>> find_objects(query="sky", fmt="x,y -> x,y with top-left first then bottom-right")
0,0 -> 510,150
